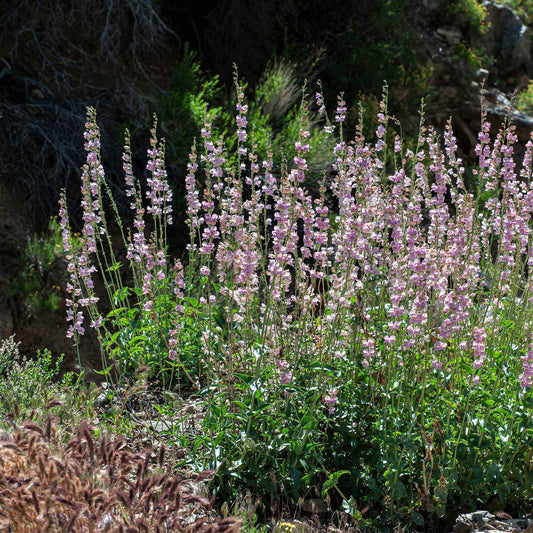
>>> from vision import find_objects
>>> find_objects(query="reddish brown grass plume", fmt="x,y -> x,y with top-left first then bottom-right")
0,418 -> 240,532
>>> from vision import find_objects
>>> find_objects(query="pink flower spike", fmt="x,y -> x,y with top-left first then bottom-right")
280,371 -> 292,385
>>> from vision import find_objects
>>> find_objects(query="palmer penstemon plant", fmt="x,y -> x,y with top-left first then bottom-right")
60,83 -> 533,524
60,108 -> 189,388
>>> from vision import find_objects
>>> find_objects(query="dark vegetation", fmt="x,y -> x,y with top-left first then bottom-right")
0,0 -> 496,227
2,1 -> 533,532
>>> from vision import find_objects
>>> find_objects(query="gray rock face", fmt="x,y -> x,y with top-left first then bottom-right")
93,393 -> 111,408
452,510 -> 533,533
454,511 -> 495,533
459,86 -> 533,148
436,26 -> 463,47
473,2 -> 533,78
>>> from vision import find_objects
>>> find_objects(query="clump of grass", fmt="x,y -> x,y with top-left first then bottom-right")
60,82 -> 533,529
0,336 -> 86,435
0,417 -> 241,532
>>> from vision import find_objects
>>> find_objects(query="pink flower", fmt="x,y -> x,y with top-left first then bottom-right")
280,371 -> 292,385
335,95 -> 347,123
325,389 -> 339,414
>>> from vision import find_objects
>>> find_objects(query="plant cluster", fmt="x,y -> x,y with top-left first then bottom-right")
503,0 -> 533,24
439,0 -> 487,34
517,81 -> 533,115
0,336 -> 84,434
10,217 -> 79,317
159,51 -> 336,195
0,418 -> 241,532
59,83 -> 533,530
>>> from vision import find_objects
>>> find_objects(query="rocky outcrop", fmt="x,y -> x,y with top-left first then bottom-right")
409,0 -> 533,160
473,2 -> 533,82
452,510 -> 533,533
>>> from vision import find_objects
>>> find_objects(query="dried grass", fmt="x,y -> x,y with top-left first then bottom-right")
0,418 -> 241,532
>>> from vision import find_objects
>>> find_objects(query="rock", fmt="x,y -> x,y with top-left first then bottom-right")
452,510 -> 533,533
473,2 -> 533,79
486,104 -> 533,144
93,393 -> 110,408
515,74 -> 530,92
150,419 -> 174,433
443,86 -> 458,99
458,85 -> 533,156
484,87 -> 511,106
436,26 -> 463,47
301,498 -> 329,514
420,0 -> 438,12
434,66 -> 452,84
454,511 -> 495,533
474,68 -> 489,83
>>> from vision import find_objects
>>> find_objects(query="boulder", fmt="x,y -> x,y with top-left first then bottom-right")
453,510 -> 532,533
460,87 -> 533,147
472,2 -> 533,79
436,26 -> 463,47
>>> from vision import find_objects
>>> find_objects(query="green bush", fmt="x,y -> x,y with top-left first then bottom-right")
0,336 -> 82,431
10,217 -> 79,316
60,86 -> 533,530
158,50 -> 335,196
518,80 -> 533,114
440,0 -> 487,34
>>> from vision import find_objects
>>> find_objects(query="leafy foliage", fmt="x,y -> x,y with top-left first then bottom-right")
57,84 -> 533,530
0,336 -> 85,436
11,217 -> 79,316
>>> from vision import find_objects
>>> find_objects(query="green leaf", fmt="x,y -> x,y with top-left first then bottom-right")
113,288 -> 131,304
183,297 -> 200,307
198,384 -> 219,397
321,470 -> 350,498
129,335 -> 149,345
108,331 -> 121,345
389,479 -> 407,498
411,511 -> 424,526
106,306 -> 131,319
94,364 -> 114,376
107,261 -> 122,273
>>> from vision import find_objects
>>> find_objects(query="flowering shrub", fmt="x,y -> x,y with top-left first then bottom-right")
61,86 -> 533,528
